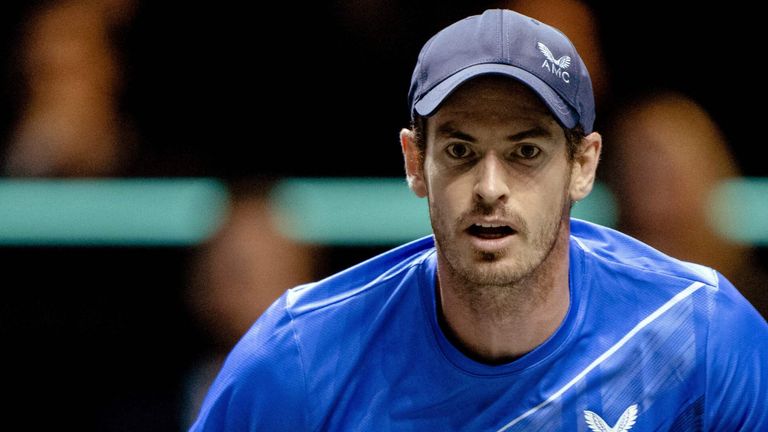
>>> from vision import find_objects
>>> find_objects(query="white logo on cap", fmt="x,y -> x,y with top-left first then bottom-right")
537,42 -> 571,84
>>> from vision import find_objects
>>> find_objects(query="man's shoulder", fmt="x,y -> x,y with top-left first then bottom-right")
192,236 -> 438,430
232,234 -> 435,366
284,235 -> 436,318
570,218 -> 766,337
570,218 -> 717,287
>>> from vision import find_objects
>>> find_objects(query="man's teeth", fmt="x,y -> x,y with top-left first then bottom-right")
475,223 -> 505,228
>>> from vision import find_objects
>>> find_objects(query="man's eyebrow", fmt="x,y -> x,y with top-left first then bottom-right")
507,126 -> 553,141
435,122 -> 476,142
435,123 -> 554,142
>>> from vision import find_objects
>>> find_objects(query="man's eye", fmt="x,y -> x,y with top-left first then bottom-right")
513,145 -> 541,159
446,143 -> 472,159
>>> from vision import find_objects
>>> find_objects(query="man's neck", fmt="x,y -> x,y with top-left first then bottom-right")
435,227 -> 571,364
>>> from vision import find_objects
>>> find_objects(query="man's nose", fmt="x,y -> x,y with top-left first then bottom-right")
473,154 -> 509,206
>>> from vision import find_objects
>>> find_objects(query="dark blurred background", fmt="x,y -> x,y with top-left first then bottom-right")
0,1 -> 765,430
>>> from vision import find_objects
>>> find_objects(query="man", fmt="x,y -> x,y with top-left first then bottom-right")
191,9 -> 767,431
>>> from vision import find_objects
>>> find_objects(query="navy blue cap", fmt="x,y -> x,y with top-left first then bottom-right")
408,9 -> 595,133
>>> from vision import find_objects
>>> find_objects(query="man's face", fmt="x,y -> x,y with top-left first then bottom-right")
421,77 -> 574,286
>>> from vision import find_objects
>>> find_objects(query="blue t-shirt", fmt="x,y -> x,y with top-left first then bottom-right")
191,219 -> 767,431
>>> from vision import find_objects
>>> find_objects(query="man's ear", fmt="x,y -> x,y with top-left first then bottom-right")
569,132 -> 602,202
400,128 -> 427,198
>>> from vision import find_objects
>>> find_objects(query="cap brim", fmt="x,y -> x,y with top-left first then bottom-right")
413,63 -> 578,129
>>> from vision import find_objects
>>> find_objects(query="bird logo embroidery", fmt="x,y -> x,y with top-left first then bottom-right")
537,42 -> 572,69
584,404 -> 638,432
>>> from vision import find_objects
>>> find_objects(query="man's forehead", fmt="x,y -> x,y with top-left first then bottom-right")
433,119 -> 555,140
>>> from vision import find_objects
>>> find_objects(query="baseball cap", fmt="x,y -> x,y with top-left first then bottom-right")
408,9 -> 595,133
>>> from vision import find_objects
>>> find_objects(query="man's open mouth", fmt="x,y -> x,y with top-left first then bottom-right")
466,223 -> 516,239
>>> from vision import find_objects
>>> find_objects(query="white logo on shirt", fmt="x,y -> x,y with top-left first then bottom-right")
537,42 -> 571,83
584,404 -> 638,432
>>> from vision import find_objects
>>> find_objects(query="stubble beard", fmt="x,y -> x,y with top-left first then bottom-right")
430,192 -> 571,317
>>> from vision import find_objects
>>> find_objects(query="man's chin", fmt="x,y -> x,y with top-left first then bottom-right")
435,234 -> 527,285
457,255 -> 526,286
473,248 -> 506,263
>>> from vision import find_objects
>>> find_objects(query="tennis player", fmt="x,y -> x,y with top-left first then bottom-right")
191,9 -> 767,431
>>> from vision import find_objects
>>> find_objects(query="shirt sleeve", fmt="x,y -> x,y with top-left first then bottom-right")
704,272 -> 768,431
189,292 -> 310,431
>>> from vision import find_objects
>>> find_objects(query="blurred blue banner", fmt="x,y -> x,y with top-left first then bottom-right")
0,179 -> 229,245
0,177 -> 764,246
